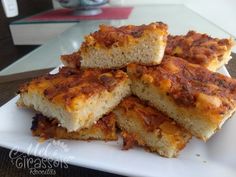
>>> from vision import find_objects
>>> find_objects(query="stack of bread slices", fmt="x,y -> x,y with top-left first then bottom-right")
17,22 -> 236,158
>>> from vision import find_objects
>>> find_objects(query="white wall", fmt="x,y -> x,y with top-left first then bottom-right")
186,0 -> 236,37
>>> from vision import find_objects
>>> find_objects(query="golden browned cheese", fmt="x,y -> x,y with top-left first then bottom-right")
118,96 -> 191,151
121,131 -> 137,150
61,52 -> 81,69
19,67 -> 128,111
128,56 -> 236,116
31,113 -> 117,141
80,22 -> 168,50
165,31 -> 234,66
120,96 -> 168,131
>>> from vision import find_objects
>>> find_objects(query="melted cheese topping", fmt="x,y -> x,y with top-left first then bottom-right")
165,31 -> 234,67
119,96 -> 188,133
80,22 -> 168,50
128,55 -> 236,115
19,67 -> 128,110
31,113 -> 116,140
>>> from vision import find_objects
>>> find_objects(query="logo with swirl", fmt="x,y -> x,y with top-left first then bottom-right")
9,140 -> 74,175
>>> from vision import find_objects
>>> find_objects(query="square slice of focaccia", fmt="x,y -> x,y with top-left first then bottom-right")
113,96 -> 191,158
127,55 -> 236,141
165,31 -> 234,71
31,113 -> 117,141
17,67 -> 131,132
61,22 -> 168,69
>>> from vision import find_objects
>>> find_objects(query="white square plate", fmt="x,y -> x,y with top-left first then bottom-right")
0,66 -> 235,177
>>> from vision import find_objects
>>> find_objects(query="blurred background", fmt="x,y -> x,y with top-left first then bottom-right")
0,0 -> 236,71
0,0 -> 52,70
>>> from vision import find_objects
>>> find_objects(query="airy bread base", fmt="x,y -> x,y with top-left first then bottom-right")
130,79 -> 235,141
113,109 -> 190,158
17,80 -> 131,132
81,34 -> 166,69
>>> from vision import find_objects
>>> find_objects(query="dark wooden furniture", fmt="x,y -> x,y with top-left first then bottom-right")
0,0 -> 52,70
